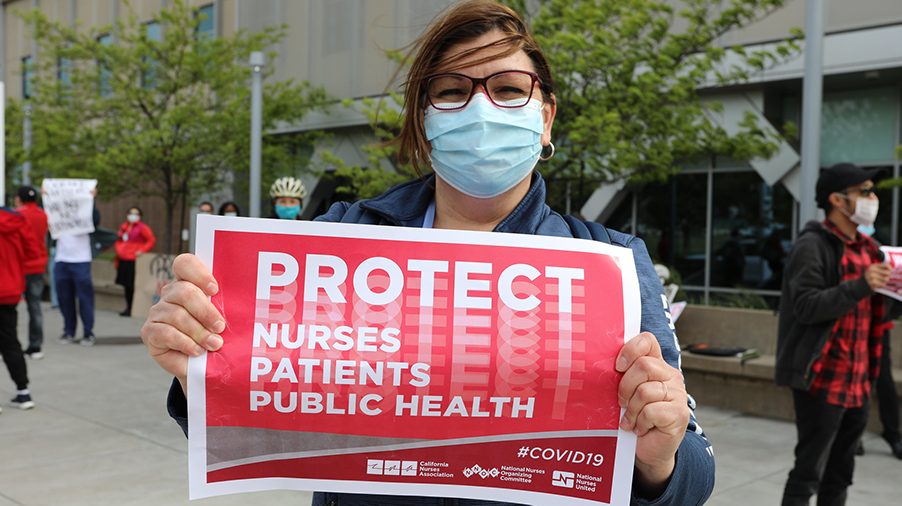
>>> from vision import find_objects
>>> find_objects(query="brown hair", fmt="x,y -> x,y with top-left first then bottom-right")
395,0 -> 554,176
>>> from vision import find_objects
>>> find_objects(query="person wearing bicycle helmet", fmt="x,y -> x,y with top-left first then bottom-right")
268,176 -> 307,220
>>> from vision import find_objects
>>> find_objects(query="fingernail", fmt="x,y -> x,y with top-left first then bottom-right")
193,345 -> 205,356
207,282 -> 219,295
212,320 -> 225,333
618,394 -> 626,408
616,357 -> 627,372
207,334 -> 223,350
620,417 -> 629,431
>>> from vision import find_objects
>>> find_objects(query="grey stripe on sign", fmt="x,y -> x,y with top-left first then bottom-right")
206,429 -> 618,472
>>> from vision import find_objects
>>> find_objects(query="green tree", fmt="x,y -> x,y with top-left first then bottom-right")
3,99 -> 26,205
325,92 -> 418,201
335,0 -> 801,211
504,0 -> 801,210
19,0 -> 330,253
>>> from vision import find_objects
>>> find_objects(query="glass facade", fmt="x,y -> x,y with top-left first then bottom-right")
600,85 -> 901,307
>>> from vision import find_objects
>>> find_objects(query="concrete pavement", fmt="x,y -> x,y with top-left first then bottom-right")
2,302 -> 901,505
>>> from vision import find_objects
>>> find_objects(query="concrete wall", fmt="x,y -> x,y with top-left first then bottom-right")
676,305 -> 902,433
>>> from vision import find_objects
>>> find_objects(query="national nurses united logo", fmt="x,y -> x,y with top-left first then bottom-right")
462,464 -> 500,479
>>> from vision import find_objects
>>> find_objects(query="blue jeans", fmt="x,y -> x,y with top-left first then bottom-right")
55,262 -> 94,337
23,273 -> 44,350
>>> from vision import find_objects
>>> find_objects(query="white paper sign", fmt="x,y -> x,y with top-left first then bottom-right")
43,178 -> 97,239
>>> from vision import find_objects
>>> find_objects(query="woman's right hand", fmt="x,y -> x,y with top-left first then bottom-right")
140,254 -> 225,395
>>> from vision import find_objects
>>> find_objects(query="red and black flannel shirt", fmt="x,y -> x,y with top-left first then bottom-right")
808,220 -> 888,408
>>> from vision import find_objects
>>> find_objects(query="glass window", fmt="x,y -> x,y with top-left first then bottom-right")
671,174 -> 708,288
821,88 -> 899,165
635,175 -> 708,286
97,34 -> 112,97
196,5 -> 215,38
636,180 -> 673,267
145,21 -> 160,42
143,22 -> 160,88
58,57 -> 70,87
22,56 -> 33,99
710,172 -> 793,290
603,192 -> 634,236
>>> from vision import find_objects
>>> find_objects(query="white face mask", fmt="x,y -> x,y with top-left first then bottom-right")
839,195 -> 878,227
127,213 -> 140,223
224,212 -> 238,217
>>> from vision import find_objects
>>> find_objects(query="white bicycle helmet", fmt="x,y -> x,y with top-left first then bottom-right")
270,176 -> 308,199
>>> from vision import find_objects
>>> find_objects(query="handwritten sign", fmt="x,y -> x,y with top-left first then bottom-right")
42,178 -> 97,239
188,216 -> 640,505
131,253 -> 176,319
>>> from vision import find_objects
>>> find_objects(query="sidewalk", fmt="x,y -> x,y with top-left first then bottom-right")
2,302 -> 901,505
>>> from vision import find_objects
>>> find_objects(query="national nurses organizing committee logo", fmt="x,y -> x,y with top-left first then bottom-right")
367,459 -> 417,476
462,464 -> 500,479
552,470 -> 575,488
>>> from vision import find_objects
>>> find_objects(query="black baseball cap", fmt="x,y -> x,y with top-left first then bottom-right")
16,185 -> 38,203
815,163 -> 886,209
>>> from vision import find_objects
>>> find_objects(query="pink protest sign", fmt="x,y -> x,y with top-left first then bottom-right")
189,216 -> 640,505
878,246 -> 902,301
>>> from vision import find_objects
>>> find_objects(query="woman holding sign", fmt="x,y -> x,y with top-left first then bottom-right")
115,207 -> 156,317
141,1 -> 714,504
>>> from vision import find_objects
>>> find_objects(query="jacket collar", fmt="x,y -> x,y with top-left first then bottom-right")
360,171 -> 553,234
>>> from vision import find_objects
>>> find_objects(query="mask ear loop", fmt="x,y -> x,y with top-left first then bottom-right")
539,142 -> 555,161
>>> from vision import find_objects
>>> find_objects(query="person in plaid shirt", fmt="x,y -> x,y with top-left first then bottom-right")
776,163 -> 894,506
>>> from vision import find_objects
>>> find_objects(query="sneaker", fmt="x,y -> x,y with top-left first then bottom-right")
80,335 -> 96,347
24,349 -> 44,360
56,334 -> 75,344
11,394 -> 35,410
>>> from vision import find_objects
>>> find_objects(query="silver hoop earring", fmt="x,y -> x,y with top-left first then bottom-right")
539,142 -> 555,161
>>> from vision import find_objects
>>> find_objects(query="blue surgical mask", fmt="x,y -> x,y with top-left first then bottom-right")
224,212 -> 238,217
424,94 -> 545,198
275,204 -> 300,220
857,223 -> 876,237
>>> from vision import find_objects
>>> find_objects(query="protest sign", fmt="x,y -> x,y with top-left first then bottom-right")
42,178 -> 97,239
131,253 -> 176,319
877,246 -> 902,301
189,216 -> 641,505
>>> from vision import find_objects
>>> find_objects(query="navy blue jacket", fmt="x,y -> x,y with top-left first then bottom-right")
168,172 -> 715,506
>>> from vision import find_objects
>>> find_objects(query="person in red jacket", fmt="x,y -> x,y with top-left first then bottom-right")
0,205 -> 43,411
14,186 -> 49,359
114,207 -> 156,317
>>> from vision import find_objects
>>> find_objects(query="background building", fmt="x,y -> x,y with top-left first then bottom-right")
3,1 -> 901,308
582,0 -> 902,306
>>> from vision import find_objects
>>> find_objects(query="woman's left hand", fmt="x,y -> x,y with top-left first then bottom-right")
616,332 -> 689,496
